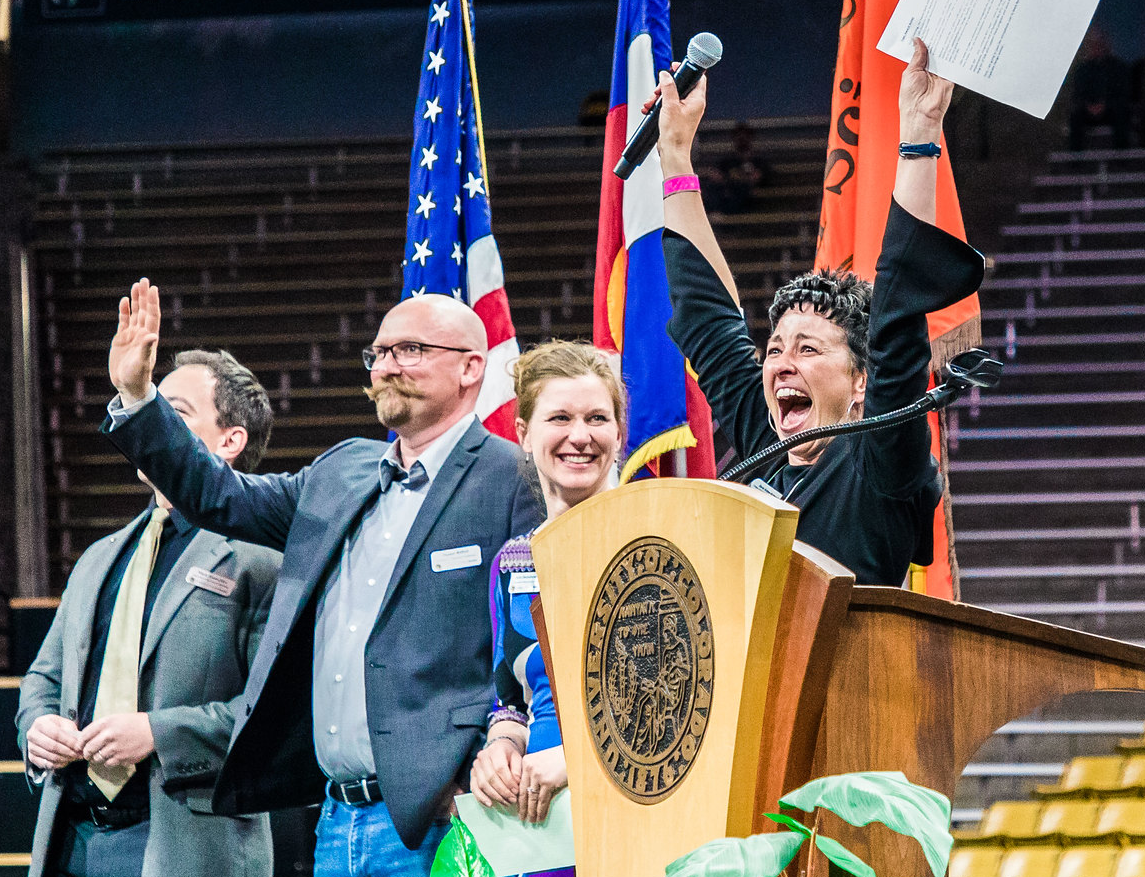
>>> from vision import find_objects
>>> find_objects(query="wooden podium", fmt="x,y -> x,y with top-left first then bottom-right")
530,478 -> 1145,877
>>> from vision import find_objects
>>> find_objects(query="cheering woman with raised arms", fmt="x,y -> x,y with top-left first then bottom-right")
657,39 -> 984,586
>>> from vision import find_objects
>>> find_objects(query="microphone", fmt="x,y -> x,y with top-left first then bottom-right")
613,32 -> 723,181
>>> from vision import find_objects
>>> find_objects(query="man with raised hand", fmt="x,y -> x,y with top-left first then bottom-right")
18,349 -> 280,877
101,279 -> 541,877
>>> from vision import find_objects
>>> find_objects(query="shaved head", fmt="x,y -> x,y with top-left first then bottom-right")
365,294 -> 488,454
384,295 -> 488,354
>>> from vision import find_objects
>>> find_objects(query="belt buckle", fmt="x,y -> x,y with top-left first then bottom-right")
357,778 -> 373,805
88,804 -> 145,829
89,805 -> 117,828
339,777 -> 375,807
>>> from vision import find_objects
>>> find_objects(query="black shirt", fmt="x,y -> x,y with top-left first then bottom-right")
64,506 -> 198,808
664,200 -> 984,586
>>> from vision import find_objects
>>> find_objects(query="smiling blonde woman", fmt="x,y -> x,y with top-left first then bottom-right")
470,341 -> 625,843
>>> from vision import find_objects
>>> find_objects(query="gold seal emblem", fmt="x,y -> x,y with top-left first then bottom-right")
583,536 -> 714,803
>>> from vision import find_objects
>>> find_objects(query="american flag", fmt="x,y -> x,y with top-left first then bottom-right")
402,0 -> 518,440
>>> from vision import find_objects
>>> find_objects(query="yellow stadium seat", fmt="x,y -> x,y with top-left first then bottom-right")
949,846 -> 1005,877
1118,736 -> 1145,754
1115,847 -> 1145,877
1040,801 -> 1102,841
1095,799 -> 1145,842
1056,846 -> 1120,877
1037,757 -> 1126,798
1117,756 -> 1145,795
952,802 -> 1045,845
999,847 -> 1061,877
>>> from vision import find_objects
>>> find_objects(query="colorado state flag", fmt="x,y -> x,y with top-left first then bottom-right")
593,0 -> 713,481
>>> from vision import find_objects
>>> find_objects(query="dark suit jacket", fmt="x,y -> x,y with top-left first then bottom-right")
102,398 -> 542,847
16,511 -> 281,877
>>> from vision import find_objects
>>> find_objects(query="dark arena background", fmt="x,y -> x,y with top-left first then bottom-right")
0,0 -> 1143,874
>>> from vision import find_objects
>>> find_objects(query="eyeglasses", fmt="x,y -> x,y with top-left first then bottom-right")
362,341 -> 472,370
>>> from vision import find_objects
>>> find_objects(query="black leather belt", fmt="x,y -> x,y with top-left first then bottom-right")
66,800 -> 150,829
329,776 -> 383,807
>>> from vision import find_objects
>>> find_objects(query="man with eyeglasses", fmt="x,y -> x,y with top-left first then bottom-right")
100,281 -> 543,877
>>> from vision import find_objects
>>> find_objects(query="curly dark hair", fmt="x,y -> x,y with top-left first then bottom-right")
767,268 -> 872,372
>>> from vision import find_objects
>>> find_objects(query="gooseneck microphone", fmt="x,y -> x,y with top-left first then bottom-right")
613,32 -> 724,180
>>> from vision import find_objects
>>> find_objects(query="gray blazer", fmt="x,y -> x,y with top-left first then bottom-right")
16,510 -> 282,877
102,395 -> 543,849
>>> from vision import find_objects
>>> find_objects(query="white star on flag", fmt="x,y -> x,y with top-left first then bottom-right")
416,193 -> 437,219
463,172 -> 485,198
401,0 -> 521,443
411,239 -> 433,266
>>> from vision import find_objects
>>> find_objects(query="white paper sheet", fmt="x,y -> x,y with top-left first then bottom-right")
454,790 -> 575,877
876,0 -> 1101,118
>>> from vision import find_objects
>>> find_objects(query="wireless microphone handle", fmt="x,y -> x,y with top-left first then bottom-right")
614,59 -> 706,180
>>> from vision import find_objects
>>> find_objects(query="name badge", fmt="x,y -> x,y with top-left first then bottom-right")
187,566 -> 236,597
431,545 -> 482,573
508,572 -> 540,594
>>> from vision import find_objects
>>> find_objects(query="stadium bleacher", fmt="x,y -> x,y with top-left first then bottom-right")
10,120 -> 1145,871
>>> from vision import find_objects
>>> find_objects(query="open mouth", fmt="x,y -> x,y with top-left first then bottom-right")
775,387 -> 812,433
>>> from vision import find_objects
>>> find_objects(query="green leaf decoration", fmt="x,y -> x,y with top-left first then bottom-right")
779,771 -> 953,877
762,813 -> 812,837
665,833 -> 805,877
429,816 -> 496,877
812,835 -> 875,877
767,811 -> 872,877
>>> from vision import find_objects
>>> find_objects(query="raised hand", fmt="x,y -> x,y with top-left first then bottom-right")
108,278 -> 161,406
899,38 -> 953,142
654,64 -> 708,178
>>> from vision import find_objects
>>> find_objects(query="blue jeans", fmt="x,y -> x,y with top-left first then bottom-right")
314,795 -> 449,877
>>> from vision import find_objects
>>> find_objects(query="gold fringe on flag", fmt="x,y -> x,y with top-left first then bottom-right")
619,424 -> 697,485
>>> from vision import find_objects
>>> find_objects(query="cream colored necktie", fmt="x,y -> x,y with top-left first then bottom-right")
88,506 -> 169,800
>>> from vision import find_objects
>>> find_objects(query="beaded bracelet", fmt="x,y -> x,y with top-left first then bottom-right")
663,174 -> 701,197
487,706 -> 528,728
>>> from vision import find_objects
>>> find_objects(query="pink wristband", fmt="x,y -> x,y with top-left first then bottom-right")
663,174 -> 700,197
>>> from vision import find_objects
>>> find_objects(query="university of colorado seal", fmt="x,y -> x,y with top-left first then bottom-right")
583,536 -> 714,803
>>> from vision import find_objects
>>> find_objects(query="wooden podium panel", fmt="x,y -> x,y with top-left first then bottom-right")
531,479 -> 799,877
525,478 -> 1145,877
753,544 -> 853,830
801,588 -> 1145,877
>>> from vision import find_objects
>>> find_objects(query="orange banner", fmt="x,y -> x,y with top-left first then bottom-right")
815,0 -> 981,599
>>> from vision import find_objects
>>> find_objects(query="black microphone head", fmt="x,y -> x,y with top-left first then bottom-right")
686,32 -> 723,69
944,348 -> 1003,390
